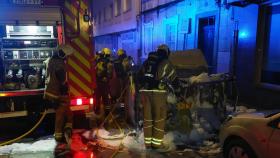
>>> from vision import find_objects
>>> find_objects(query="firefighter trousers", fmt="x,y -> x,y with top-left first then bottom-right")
140,90 -> 167,148
95,81 -> 110,115
54,100 -> 73,142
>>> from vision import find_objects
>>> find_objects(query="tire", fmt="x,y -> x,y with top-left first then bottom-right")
223,138 -> 257,158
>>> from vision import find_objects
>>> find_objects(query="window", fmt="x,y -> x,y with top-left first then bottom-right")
104,5 -> 112,21
258,4 -> 280,88
123,0 -> 132,12
114,0 -> 121,16
164,16 -> 178,51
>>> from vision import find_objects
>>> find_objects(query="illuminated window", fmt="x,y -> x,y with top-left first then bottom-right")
123,0 -> 132,12
114,0 -> 122,16
257,4 -> 280,88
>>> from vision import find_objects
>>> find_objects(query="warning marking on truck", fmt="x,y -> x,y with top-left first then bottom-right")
64,0 -> 93,97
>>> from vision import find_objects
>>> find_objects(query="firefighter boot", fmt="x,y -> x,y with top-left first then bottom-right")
64,126 -> 72,146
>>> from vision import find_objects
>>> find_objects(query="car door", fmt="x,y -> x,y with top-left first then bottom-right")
268,117 -> 280,158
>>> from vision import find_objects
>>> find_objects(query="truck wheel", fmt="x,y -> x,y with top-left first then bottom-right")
224,138 -> 257,158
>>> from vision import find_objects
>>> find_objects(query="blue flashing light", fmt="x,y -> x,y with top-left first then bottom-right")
239,31 -> 248,39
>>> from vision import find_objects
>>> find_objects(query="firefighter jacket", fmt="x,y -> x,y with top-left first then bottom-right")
44,56 -> 68,101
114,55 -> 132,79
139,57 -> 176,92
96,57 -> 113,82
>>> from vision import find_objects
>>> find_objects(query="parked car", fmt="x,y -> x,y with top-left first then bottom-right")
220,110 -> 280,158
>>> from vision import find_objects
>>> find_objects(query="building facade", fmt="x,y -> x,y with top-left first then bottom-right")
140,0 -> 280,108
140,0 -> 233,73
92,0 -> 280,108
92,0 -> 141,62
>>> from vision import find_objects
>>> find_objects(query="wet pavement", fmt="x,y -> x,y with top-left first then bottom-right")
0,131 -> 222,158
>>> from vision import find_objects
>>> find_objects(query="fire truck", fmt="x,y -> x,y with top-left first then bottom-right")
0,0 -> 95,119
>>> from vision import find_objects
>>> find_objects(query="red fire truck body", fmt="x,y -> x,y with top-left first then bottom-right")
0,0 -> 95,119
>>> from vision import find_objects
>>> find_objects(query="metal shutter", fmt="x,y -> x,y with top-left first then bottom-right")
0,6 -> 61,25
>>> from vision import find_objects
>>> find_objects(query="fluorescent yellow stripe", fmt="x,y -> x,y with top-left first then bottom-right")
54,133 -> 63,137
65,1 -> 74,13
69,72 -> 91,95
153,127 -> 164,132
152,138 -> 163,142
145,141 -> 151,144
144,125 -> 153,129
70,86 -> 82,96
72,49 -> 90,69
152,141 -> 161,145
145,138 -> 152,141
80,0 -> 87,12
155,119 -> 164,122
73,38 -> 90,55
65,14 -> 76,29
68,59 -> 91,82
144,119 -> 153,122
65,123 -> 73,128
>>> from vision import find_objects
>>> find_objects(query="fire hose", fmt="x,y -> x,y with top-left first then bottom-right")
95,76 -> 135,158
0,110 -> 47,146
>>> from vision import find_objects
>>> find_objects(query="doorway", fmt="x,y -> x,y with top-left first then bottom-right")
197,16 -> 216,73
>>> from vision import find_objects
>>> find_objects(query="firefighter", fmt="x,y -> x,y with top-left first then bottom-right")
139,44 -> 176,151
95,48 -> 113,116
112,49 -> 135,126
44,44 -> 73,144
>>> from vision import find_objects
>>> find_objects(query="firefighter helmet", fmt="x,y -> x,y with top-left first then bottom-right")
117,49 -> 126,56
157,44 -> 170,57
102,48 -> 112,55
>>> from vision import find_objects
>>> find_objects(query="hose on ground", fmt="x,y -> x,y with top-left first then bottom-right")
0,110 -> 47,146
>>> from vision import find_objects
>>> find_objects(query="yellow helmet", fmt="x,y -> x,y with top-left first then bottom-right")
102,48 -> 112,55
117,49 -> 126,56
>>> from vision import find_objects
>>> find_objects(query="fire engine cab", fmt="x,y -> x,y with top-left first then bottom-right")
0,0 -> 95,119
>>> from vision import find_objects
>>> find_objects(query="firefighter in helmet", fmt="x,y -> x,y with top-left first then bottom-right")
44,44 -> 74,144
139,44 -> 176,151
112,49 -> 135,126
95,47 -> 113,116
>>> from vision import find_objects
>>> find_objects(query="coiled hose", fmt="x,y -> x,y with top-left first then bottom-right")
0,110 -> 47,146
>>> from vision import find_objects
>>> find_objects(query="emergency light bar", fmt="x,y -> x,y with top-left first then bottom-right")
71,97 -> 94,106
